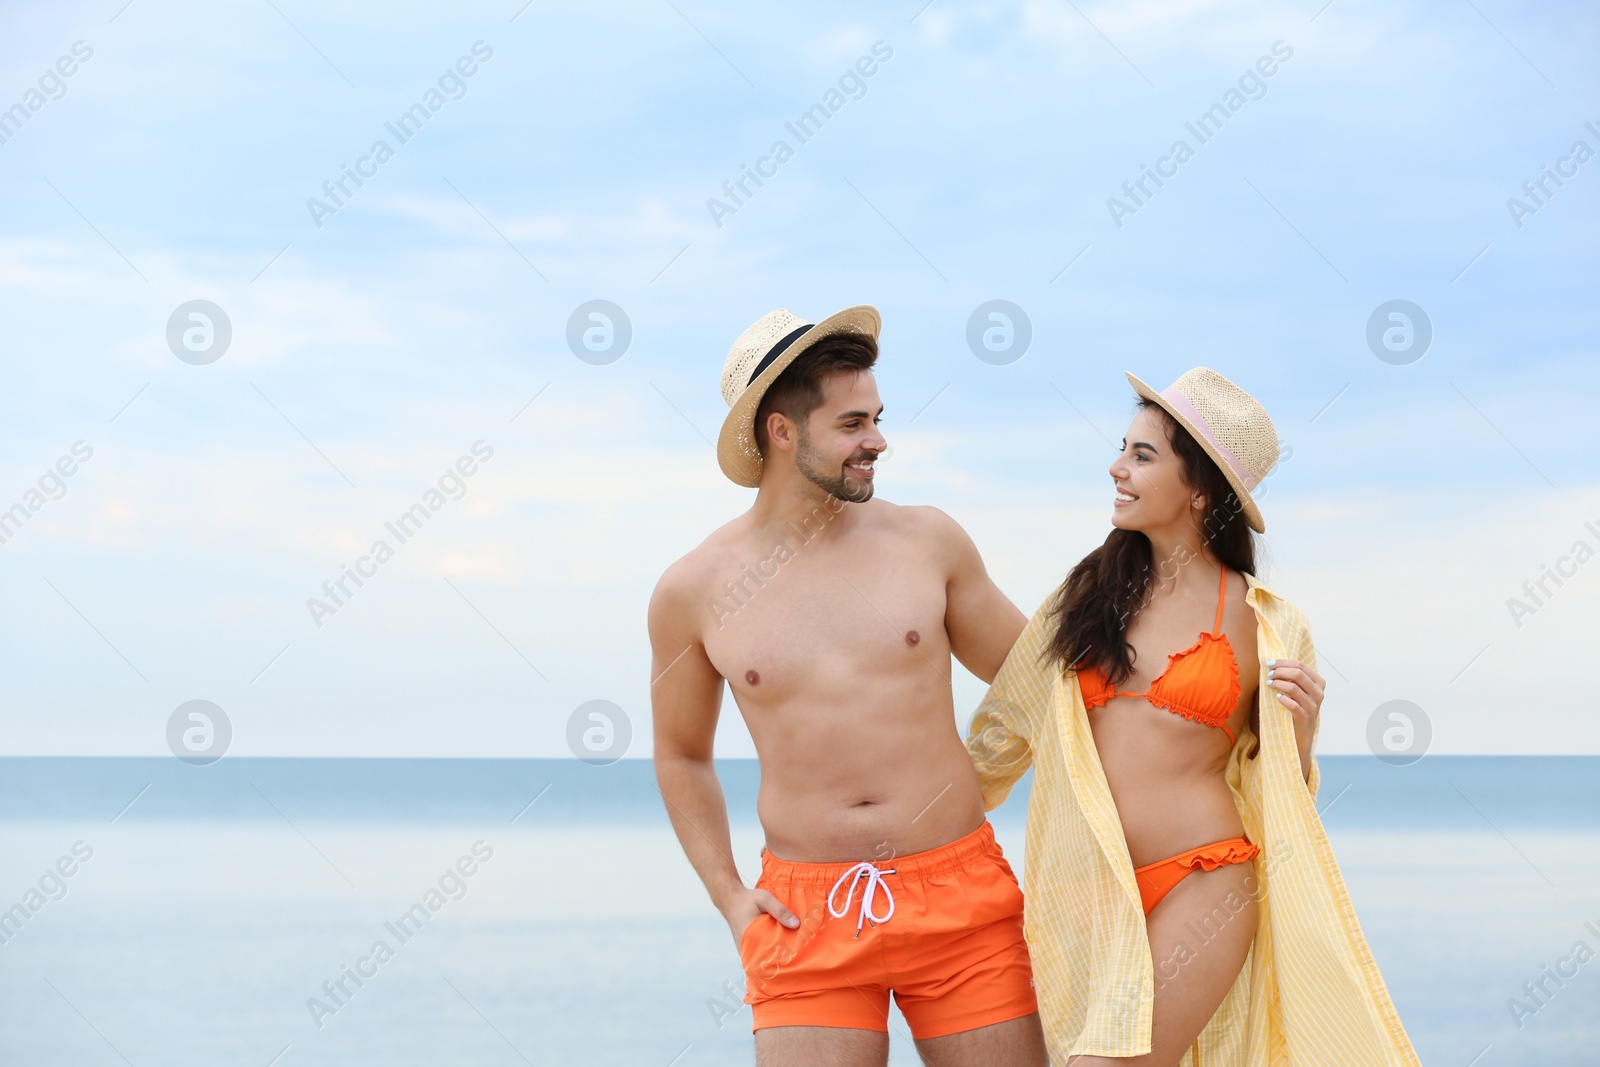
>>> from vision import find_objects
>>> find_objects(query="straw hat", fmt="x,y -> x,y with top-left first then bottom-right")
1125,367 -> 1279,533
717,305 -> 882,487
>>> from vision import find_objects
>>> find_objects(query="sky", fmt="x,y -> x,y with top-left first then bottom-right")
0,0 -> 1596,757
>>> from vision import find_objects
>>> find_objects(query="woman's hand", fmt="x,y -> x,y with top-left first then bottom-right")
1267,658 -> 1325,783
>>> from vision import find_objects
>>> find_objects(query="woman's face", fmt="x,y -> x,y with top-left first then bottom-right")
1108,406 -> 1198,532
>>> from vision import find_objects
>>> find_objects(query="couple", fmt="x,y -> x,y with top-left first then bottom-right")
649,306 -> 1420,1066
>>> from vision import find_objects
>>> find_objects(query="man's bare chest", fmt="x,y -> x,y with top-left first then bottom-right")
699,539 -> 948,700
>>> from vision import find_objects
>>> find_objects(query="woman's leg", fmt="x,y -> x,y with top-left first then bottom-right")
1070,860 -> 1258,1067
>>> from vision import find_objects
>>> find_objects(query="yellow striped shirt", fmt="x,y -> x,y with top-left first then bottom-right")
965,571 -> 1422,1065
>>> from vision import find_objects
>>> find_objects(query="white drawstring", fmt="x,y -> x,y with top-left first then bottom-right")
828,862 -> 897,939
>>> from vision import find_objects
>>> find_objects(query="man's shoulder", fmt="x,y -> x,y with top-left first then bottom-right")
861,498 -> 971,547
651,517 -> 747,612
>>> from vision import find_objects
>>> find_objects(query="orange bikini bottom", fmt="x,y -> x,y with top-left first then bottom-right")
1133,837 -> 1260,916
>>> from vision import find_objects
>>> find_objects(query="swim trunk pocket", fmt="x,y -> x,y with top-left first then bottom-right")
739,909 -> 804,993
736,912 -> 770,959
960,846 -> 1026,929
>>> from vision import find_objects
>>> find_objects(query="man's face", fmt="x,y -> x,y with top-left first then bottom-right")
793,370 -> 886,503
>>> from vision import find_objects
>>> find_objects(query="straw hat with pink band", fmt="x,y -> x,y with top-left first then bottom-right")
1125,367 -> 1280,534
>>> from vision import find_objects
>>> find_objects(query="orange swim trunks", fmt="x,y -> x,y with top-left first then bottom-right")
737,820 -> 1038,1039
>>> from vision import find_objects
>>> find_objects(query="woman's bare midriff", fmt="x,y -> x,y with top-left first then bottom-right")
1090,696 -> 1248,867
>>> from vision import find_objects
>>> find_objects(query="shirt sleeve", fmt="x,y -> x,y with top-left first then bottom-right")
1290,603 -> 1322,799
964,595 -> 1057,812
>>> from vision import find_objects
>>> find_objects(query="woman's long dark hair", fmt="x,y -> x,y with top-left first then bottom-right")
1043,397 -> 1257,685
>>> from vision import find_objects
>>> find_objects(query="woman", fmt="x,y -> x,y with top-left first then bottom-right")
966,368 -> 1420,1066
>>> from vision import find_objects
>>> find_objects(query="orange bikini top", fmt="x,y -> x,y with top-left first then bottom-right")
1077,565 -> 1243,744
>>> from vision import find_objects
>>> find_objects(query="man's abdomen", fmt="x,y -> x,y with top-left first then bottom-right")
752,724 -> 986,863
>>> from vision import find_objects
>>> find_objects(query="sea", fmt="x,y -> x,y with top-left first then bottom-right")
0,756 -> 1595,1066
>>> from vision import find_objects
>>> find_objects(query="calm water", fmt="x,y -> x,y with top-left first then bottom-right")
0,757 -> 1595,1066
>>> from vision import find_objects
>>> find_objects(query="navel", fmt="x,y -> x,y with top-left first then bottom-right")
744,669 -> 760,686
905,630 -> 920,647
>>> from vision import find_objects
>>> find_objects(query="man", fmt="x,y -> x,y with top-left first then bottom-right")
648,305 -> 1048,1066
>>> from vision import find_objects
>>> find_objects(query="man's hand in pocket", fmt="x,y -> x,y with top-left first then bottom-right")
721,886 -> 800,948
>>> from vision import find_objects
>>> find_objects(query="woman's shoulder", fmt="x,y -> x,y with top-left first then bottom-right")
1240,571 -> 1314,642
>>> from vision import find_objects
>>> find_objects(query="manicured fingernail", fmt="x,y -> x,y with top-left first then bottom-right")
1267,659 -> 1277,667
785,917 -> 799,927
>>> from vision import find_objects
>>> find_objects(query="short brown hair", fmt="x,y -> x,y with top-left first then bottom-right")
753,332 -> 879,456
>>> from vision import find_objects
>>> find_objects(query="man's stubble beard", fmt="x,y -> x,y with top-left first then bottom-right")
795,423 -> 874,503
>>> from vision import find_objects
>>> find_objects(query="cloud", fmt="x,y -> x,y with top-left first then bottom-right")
2,0 -> 1594,756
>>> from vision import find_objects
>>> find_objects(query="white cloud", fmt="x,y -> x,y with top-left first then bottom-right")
2,0 -> 1594,759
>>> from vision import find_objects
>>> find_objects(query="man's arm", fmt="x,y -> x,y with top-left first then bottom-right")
927,507 -> 1026,684
964,593 -> 1060,810
647,564 -> 797,945
921,504 -> 1051,809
